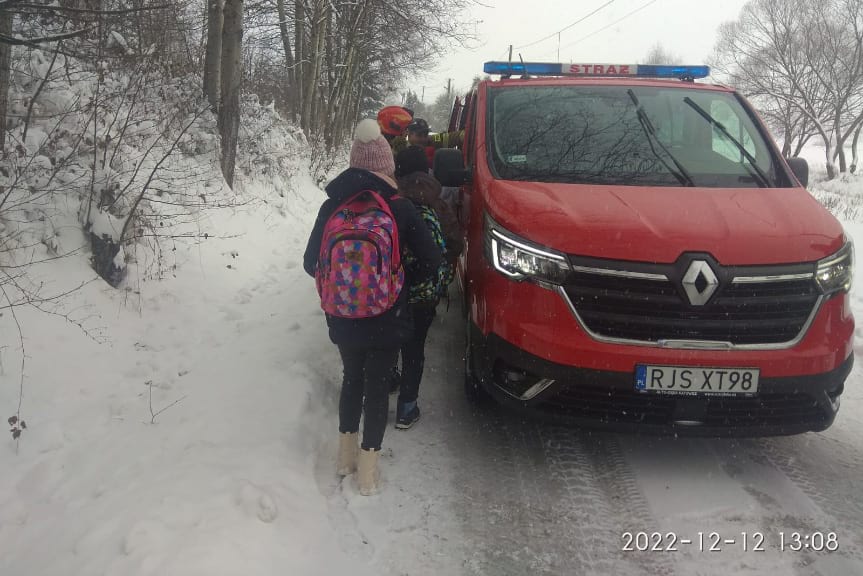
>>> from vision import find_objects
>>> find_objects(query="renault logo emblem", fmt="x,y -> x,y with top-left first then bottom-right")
682,260 -> 718,306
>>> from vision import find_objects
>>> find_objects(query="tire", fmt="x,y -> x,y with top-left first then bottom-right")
456,262 -> 468,319
464,314 -> 491,406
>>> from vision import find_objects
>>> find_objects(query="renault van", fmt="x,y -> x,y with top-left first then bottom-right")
434,61 -> 853,435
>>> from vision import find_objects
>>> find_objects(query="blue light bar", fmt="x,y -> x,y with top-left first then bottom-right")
635,65 -> 711,79
483,61 -> 710,79
483,61 -> 566,76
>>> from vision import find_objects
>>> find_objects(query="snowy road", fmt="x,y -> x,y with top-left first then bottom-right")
4,176 -> 863,576
336,294 -> 863,576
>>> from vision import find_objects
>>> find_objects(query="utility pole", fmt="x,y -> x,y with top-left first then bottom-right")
421,85 -> 425,101
446,78 -> 452,99
508,44 -> 513,62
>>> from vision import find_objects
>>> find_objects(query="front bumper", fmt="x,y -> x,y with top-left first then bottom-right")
472,327 -> 851,436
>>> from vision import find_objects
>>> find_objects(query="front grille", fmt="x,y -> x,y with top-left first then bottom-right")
545,385 -> 828,428
702,394 -> 826,427
547,383 -> 675,425
563,267 -> 820,346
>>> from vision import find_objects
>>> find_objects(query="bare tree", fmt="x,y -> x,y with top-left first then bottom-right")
275,0 -> 295,117
804,0 -> 863,172
0,10 -> 10,154
204,0 -> 224,112
240,0 -> 476,152
851,122 -> 861,172
642,43 -> 680,65
293,0 -> 304,121
218,0 -> 243,187
712,0 -> 863,179
765,96 -> 817,158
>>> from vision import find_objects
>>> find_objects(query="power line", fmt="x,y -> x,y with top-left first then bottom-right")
557,0 -> 660,55
514,0 -> 619,50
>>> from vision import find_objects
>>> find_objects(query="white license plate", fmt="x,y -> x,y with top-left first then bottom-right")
635,365 -> 759,395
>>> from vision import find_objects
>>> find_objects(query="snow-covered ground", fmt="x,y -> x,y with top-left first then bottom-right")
2,104 -> 863,576
0,166 -> 368,575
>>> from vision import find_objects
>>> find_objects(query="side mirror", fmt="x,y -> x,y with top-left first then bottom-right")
787,157 -> 809,188
434,148 -> 471,187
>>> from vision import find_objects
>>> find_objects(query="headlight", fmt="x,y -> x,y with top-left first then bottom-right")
486,215 -> 571,284
816,241 -> 853,295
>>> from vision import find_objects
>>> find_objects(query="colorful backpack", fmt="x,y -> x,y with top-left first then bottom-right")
405,204 -> 453,304
315,190 -> 405,318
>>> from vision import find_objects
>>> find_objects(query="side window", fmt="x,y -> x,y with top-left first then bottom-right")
711,100 -> 755,161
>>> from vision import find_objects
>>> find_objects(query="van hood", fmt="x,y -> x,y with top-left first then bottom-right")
486,180 -> 844,265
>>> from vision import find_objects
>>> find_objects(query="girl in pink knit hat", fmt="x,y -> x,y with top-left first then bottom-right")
303,119 -> 441,495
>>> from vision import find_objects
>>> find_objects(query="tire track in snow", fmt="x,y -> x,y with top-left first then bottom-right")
439,328 -> 590,575
445,414 -> 677,575
749,435 -> 863,569
577,432 -> 677,576
457,415 -> 559,575
438,313 -> 674,575
529,424 -> 651,575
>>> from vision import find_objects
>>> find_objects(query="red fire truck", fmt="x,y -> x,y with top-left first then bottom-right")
434,61 -> 853,435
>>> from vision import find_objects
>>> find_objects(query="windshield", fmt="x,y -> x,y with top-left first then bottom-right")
488,84 -> 782,187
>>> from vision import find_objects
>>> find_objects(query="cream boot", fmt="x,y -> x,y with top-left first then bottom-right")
337,432 -> 359,476
356,448 -> 381,496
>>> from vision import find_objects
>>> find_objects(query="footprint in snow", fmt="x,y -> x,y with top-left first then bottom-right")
237,482 -> 279,523
235,288 -> 253,305
123,519 -> 170,556
221,306 -> 242,322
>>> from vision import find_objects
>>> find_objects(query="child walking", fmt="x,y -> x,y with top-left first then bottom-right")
303,121 -> 441,495
392,145 -> 463,429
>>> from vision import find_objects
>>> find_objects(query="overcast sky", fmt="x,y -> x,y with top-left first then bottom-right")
406,0 -> 751,103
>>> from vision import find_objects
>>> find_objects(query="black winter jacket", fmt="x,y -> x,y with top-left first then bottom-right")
303,168 -> 442,348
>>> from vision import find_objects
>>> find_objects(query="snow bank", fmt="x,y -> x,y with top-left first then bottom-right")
0,50 -> 361,575
0,150 -> 364,576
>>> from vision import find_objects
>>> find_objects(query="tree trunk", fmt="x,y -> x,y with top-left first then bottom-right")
203,0 -> 224,113
219,0 -> 243,187
325,3 -> 364,147
350,75 -> 363,138
825,140 -> 837,179
301,1 -> 322,132
320,7 -> 329,116
834,117 -> 847,173
276,0 -> 295,116
793,134 -> 812,157
294,0 -> 304,126
851,122 -> 861,174
829,112 -> 849,173
809,118 -> 837,179
0,12 -> 13,157
313,5 -> 328,135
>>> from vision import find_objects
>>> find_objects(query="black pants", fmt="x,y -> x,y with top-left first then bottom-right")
337,345 -> 399,451
398,303 -> 437,406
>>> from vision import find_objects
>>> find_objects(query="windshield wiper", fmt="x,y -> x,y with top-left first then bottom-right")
682,97 -> 771,188
627,90 -> 695,187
